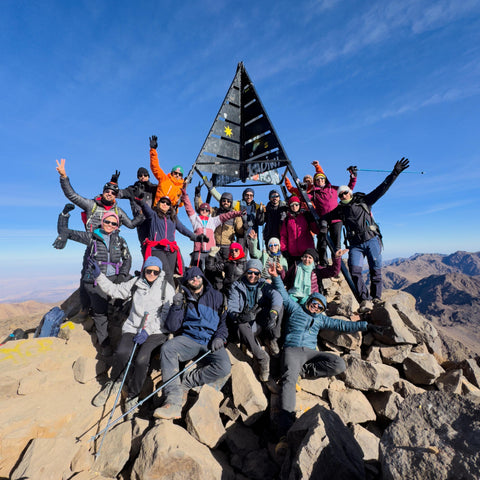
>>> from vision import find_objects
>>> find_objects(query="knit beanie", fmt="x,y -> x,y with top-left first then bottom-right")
220,192 -> 233,202
269,189 -> 280,199
314,173 -> 326,180
101,211 -> 120,226
243,188 -> 254,197
143,256 -> 163,271
137,167 -> 149,177
303,248 -> 319,262
171,165 -> 184,175
288,196 -> 301,205
337,185 -> 352,197
245,259 -> 263,272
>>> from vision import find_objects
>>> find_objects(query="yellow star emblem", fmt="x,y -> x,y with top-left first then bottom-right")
224,125 -> 233,137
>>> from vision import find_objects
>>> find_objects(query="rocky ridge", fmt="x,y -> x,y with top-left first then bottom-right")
1,277 -> 480,480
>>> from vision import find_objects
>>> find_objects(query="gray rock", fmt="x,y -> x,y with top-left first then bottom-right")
132,421 -> 223,479
73,355 -> 106,384
282,404 -> 366,480
341,355 -> 400,391
370,302 -> 418,345
364,346 -> 382,364
380,391 -> 480,480
94,421 -> 132,478
329,388 -> 376,424
380,345 -> 412,365
231,361 -> 268,425
367,391 -> 403,421
393,379 -> 426,398
403,352 -> 445,385
11,437 -> 76,480
351,424 -> 380,461
185,385 -> 225,448
319,330 -> 363,351
462,358 -> 480,388
435,369 -> 463,394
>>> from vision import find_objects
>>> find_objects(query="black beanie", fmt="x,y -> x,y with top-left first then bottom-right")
137,167 -> 149,177
303,248 -> 319,262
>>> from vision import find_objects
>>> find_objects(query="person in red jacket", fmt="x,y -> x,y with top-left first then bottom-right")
280,196 -> 319,269
309,165 -> 357,265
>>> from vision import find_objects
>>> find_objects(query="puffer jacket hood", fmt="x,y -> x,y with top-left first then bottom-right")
304,292 -> 327,312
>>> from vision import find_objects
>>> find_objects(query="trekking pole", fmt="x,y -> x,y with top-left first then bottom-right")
357,168 -> 425,174
94,312 -> 149,460
90,349 -> 212,442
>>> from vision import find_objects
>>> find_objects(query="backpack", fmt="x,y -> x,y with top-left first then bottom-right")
34,307 -> 66,338
341,192 -> 383,248
81,202 -> 120,232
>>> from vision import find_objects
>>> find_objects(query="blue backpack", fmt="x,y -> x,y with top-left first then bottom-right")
34,307 -> 66,338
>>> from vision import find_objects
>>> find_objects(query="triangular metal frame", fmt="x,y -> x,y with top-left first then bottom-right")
185,62 -> 359,300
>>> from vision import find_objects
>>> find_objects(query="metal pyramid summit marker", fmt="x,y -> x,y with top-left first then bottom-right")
186,62 -> 291,186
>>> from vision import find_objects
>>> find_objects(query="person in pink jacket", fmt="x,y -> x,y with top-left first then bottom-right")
182,190 -> 244,270
309,165 -> 357,265
280,196 -> 319,269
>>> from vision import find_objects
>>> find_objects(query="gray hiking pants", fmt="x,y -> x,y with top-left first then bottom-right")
160,335 -> 231,405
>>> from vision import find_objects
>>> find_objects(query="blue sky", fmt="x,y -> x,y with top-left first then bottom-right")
1,0 -> 480,302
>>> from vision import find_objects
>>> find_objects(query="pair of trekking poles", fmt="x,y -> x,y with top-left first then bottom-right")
92,311 -> 211,460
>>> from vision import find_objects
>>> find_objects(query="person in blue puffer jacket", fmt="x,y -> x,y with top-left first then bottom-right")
268,263 -> 373,444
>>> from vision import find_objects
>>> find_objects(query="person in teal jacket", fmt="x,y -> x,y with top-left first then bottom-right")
268,263 -> 374,443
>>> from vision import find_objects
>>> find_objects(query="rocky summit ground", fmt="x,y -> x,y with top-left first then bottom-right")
1,273 -> 480,480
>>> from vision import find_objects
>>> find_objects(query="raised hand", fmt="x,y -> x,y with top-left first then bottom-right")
56,158 -> 67,178
149,135 -> 158,149
393,157 -> 409,175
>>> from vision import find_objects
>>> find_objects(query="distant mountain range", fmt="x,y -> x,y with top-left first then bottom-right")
382,251 -> 480,353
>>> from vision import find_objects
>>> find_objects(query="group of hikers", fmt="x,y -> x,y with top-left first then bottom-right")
53,134 -> 410,447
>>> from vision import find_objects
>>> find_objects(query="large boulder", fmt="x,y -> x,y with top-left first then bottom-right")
328,388 -> 376,424
281,404 -> 366,480
370,302 -> 418,345
131,421 -> 223,479
402,352 -> 445,385
341,355 -> 400,391
380,391 -> 480,480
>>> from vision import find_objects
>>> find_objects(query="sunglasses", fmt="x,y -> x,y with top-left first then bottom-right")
246,270 -> 260,276
231,248 -> 240,252
159,200 -> 171,205
103,220 -> 118,226
290,202 -> 300,207
244,193 -> 254,197
309,300 -> 323,309
138,174 -> 149,178
104,189 -> 117,196
339,191 -> 350,197
270,195 -> 280,199
145,268 -> 160,276
200,208 -> 210,212
189,275 -> 202,281
172,171 -> 183,177
221,199 -> 232,203
268,244 -> 279,248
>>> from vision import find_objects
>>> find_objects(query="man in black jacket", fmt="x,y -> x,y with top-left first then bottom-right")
323,158 -> 409,312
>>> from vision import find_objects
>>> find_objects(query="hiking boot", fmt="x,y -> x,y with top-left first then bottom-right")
153,403 -> 182,420
358,300 -> 373,313
92,380 -> 121,407
264,377 -> 281,394
265,338 -> 280,356
123,396 -> 138,420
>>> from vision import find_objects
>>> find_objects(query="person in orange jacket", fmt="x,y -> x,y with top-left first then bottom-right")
149,135 -> 184,209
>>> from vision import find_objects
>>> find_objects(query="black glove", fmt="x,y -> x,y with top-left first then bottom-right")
149,135 -> 158,149
299,182 -> 307,190
114,274 -> 128,284
238,309 -> 257,324
195,234 -> 209,243
52,235 -> 67,250
87,256 -> 101,279
173,292 -> 185,307
267,310 -> 278,331
211,337 -> 224,351
367,324 -> 388,336
62,203 -> 75,215
110,170 -> 120,183
194,182 -> 202,197
393,157 -> 409,175
347,165 -> 357,177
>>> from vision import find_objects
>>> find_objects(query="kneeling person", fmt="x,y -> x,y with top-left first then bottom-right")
154,266 -> 230,420
91,256 -> 174,413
